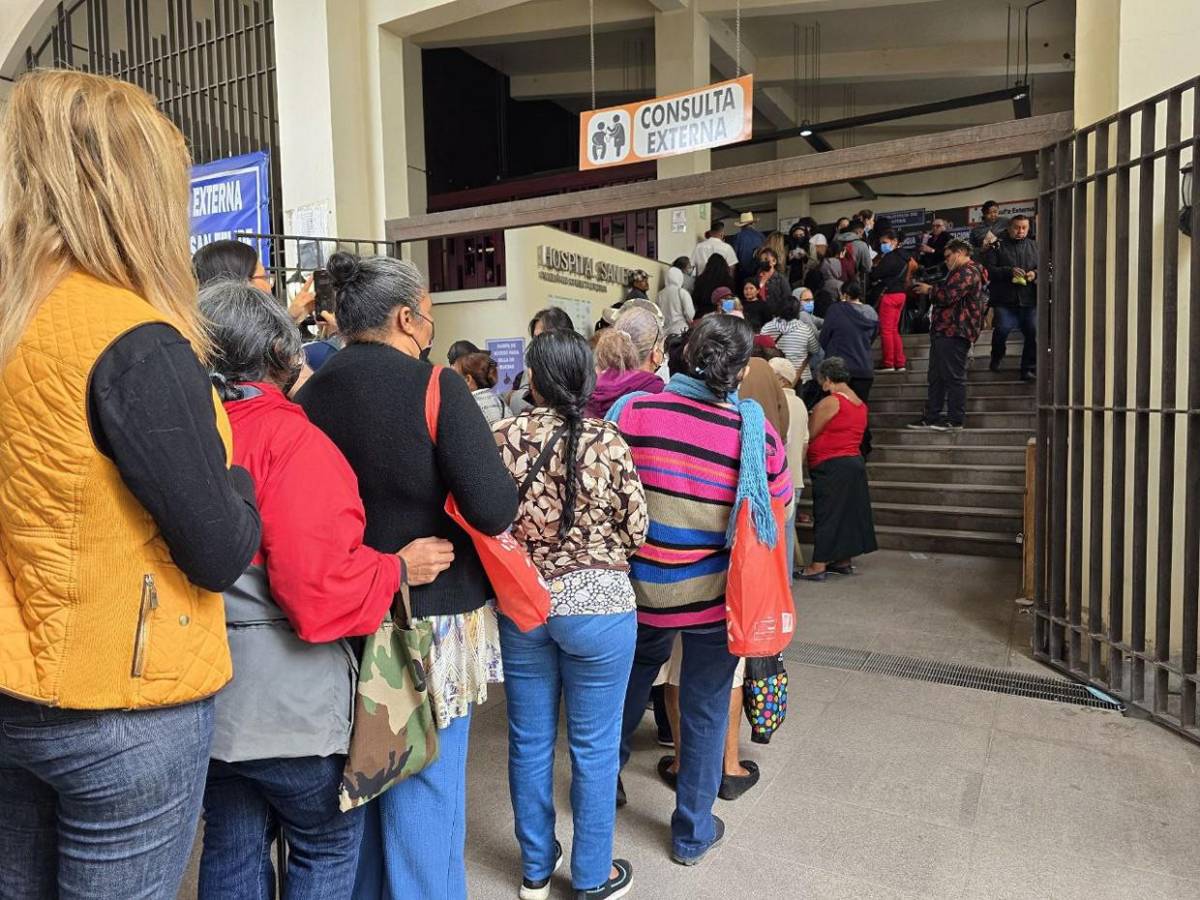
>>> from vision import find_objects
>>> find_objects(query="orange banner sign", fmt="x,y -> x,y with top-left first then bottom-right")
579,75 -> 754,171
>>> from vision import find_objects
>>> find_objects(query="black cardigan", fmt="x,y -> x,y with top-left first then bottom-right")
297,341 -> 518,618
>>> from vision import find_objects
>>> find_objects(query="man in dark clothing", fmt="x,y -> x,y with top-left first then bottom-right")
818,281 -> 879,455
834,218 -> 872,293
970,200 -> 1009,251
919,218 -> 952,268
983,214 -> 1038,380
909,239 -> 986,430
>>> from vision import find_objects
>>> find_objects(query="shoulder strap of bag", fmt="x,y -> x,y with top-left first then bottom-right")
518,422 -> 570,501
425,365 -> 443,445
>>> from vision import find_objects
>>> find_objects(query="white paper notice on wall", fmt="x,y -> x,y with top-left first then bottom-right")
286,202 -> 332,269
671,208 -> 688,233
547,296 -> 596,338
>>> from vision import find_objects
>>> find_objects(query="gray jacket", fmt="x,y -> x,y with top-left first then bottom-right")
211,565 -> 357,763
835,230 -> 871,285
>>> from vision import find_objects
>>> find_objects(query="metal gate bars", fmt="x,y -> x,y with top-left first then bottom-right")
1034,75 -> 1200,742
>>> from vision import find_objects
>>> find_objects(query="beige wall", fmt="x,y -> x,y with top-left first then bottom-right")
428,225 -> 667,363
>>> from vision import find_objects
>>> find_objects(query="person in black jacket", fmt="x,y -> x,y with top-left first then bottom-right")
868,228 -> 913,372
747,246 -> 790,333
296,251 -> 518,900
983,214 -> 1039,380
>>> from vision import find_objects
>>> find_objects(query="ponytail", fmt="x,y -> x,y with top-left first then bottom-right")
525,330 -> 597,539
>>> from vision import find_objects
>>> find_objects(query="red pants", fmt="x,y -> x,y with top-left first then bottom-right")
878,292 -> 908,369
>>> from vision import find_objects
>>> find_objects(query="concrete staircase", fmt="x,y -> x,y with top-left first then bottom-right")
798,329 -> 1034,558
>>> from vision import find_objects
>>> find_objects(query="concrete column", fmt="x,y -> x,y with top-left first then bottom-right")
654,4 -> 710,265
775,137 -> 811,230
1072,0 -> 1120,128
274,0 -> 427,266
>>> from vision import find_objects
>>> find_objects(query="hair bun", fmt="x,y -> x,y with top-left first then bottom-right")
326,251 -> 361,288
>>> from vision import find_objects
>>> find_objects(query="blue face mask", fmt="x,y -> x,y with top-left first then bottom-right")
880,242 -> 894,254
801,300 -> 815,314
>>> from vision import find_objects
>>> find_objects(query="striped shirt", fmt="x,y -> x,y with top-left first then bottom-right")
760,318 -> 821,382
615,392 -> 793,628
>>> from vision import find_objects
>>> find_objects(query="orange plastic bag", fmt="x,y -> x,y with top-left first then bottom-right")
426,368 -> 551,633
726,498 -> 795,657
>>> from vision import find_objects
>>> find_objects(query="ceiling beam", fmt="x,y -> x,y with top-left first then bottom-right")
387,111 -> 1072,242
708,16 -> 793,129
698,0 -> 941,15
409,0 -> 651,47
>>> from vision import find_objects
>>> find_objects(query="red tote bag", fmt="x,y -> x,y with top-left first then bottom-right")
726,497 -> 795,657
425,367 -> 550,633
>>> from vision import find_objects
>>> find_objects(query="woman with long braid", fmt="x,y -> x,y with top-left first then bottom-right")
492,330 -> 648,900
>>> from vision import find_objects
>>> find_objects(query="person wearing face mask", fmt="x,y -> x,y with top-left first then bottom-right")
297,252 -> 519,900
868,228 -> 915,373
750,247 -> 790,332
195,280 -> 455,899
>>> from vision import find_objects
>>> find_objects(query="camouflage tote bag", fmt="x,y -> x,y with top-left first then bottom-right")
338,583 -> 439,812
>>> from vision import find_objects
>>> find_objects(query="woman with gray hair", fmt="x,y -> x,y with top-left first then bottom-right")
195,280 -> 455,898
797,356 -> 878,582
586,303 -> 666,418
295,252 -> 519,900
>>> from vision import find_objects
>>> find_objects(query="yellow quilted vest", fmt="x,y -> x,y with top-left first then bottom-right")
0,270 -> 234,709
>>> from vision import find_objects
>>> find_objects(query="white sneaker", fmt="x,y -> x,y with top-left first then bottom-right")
875,367 -> 896,374
895,367 -> 907,372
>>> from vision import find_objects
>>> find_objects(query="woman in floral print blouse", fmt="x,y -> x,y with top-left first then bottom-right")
492,329 -> 647,900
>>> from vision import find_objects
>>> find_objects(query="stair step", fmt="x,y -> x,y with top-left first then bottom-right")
867,461 -> 1025,486
870,380 -> 1033,398
797,499 -> 1022,534
872,427 -> 1033,447
871,411 -> 1036,429
892,330 -> 1021,349
867,396 -> 1035,413
862,479 -> 1025,510
871,444 -> 1027,466
797,522 -> 1022,558
873,368 -> 1027,385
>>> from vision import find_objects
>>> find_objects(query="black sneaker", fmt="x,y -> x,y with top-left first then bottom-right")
1021,371 -> 1037,382
944,422 -> 965,432
671,815 -> 726,866
928,421 -> 952,432
989,357 -> 1002,372
615,776 -> 626,808
907,419 -> 936,430
520,841 -> 563,900
575,859 -> 633,900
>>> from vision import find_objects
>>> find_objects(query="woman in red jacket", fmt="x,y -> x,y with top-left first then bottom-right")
195,280 -> 454,899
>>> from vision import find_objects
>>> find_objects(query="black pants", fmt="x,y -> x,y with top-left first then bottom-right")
926,335 -> 971,425
848,375 -> 874,457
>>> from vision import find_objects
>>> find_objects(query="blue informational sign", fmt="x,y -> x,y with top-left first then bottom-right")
879,207 -> 928,229
487,338 -> 526,397
189,150 -> 271,265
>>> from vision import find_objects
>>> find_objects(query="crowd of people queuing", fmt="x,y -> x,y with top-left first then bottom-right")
0,70 -> 1039,900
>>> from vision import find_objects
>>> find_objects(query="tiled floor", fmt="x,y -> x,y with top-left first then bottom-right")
179,550 -> 1200,899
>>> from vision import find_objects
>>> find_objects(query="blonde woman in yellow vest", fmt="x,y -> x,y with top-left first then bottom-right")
0,71 -> 261,899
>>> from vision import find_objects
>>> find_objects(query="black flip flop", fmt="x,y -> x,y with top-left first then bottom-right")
657,755 -> 678,791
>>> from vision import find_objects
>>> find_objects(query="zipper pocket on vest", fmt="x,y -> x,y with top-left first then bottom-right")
131,574 -> 158,678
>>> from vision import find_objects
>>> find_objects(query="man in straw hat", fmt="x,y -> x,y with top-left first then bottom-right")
729,211 -> 766,280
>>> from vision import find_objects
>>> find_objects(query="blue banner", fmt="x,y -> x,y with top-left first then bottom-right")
189,150 -> 271,265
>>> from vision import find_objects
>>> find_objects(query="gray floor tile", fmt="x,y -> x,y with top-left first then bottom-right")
831,670 -> 1000,728
804,703 -> 993,772
850,750 -> 985,828
729,792 -> 973,897
699,848 -> 936,900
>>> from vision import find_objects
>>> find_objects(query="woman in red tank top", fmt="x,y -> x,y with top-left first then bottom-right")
798,357 -> 878,580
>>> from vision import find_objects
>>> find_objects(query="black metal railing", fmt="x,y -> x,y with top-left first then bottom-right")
21,0 -> 282,233
1034,75 -> 1200,741
234,232 -> 398,304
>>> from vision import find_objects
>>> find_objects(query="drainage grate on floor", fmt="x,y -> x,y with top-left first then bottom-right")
787,642 -> 1125,711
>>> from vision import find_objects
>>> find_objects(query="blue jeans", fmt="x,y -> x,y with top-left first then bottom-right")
0,694 -> 213,900
619,624 -> 739,860
991,304 -> 1037,375
352,709 -> 472,900
500,612 -> 637,890
199,755 -> 364,900
786,505 -> 798,573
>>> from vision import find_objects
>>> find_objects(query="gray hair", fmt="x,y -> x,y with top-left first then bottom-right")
817,355 -> 851,385
612,304 -> 662,364
326,251 -> 426,338
199,280 -> 302,391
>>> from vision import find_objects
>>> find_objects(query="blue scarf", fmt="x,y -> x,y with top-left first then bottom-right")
609,373 -> 777,549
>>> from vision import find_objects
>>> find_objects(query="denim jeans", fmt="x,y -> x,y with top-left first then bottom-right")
500,611 -> 636,890
991,304 -> 1037,375
620,624 -> 739,860
200,755 -> 364,900
0,694 -> 213,900
353,708 -> 472,900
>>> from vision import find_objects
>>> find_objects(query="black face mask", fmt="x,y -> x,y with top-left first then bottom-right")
759,259 -> 773,272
